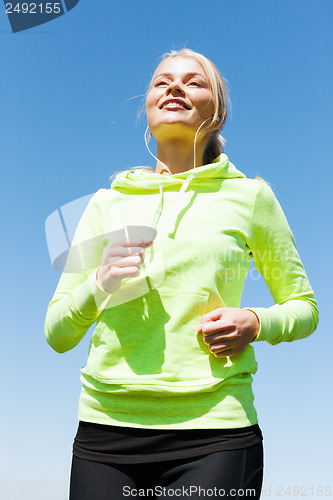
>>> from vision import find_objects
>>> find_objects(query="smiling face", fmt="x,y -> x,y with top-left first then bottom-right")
146,56 -> 215,144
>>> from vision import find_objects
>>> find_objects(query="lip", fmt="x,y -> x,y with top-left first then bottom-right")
160,98 -> 190,110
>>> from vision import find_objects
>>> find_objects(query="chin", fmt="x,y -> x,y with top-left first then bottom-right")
152,120 -> 198,139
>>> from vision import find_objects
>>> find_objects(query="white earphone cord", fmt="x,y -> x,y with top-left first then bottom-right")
145,117 -> 214,172
144,127 -> 170,173
193,117 -> 214,169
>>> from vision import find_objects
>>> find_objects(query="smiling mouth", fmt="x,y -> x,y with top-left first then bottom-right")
160,99 -> 190,110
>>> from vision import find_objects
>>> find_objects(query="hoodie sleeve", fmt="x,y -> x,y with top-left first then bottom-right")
246,180 -> 319,345
44,189 -> 111,353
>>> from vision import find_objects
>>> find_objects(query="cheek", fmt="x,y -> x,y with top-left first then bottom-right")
201,100 -> 215,117
146,93 -> 158,124
195,94 -> 215,116
146,87 -> 160,109
145,91 -> 153,108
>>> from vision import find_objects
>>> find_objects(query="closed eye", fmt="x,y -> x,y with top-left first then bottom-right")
154,80 -> 169,87
188,81 -> 203,87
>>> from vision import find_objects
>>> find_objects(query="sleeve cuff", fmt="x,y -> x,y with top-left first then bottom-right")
244,307 -> 284,344
244,308 -> 261,341
72,268 -> 111,318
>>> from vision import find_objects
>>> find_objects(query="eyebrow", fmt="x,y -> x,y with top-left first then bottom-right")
154,72 -> 206,80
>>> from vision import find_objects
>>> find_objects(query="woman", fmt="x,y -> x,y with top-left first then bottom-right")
45,49 -> 318,499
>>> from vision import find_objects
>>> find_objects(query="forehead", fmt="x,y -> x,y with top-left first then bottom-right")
155,56 -> 207,79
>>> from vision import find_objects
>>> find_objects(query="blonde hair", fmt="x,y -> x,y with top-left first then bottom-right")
148,48 -> 230,164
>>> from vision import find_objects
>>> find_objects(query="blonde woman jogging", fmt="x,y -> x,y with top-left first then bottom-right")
45,49 -> 318,499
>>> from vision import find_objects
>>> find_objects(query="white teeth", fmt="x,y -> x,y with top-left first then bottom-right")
164,102 -> 185,108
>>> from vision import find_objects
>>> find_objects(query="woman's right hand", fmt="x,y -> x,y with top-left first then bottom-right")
96,239 -> 154,293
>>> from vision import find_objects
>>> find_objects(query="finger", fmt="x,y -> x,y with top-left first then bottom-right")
109,266 -> 141,279
198,308 -> 224,325
120,239 -> 153,248
209,343 -> 229,354
203,330 -> 236,345
208,337 -> 240,354
200,320 -> 235,336
122,240 -> 153,256
107,246 -> 146,258
197,320 -> 227,334
113,255 -> 144,269
213,348 -> 242,358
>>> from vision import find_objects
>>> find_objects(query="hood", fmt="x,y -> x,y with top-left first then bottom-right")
111,154 -> 246,237
111,154 -> 245,191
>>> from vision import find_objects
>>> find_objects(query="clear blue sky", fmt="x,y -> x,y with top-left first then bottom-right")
1,1 -> 332,498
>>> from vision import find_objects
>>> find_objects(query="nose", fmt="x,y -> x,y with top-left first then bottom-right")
166,81 -> 185,96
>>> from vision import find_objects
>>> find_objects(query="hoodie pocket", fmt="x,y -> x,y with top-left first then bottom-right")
81,288 -> 237,393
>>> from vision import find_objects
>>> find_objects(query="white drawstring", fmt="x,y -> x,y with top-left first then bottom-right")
167,172 -> 196,235
151,183 -> 164,238
144,118 -> 212,237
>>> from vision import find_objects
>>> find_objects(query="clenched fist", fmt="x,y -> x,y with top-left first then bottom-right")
196,307 -> 260,357
96,238 -> 153,294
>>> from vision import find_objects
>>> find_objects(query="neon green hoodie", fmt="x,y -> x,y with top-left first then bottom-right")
45,154 -> 318,429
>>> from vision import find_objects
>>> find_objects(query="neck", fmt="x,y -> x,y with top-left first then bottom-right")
154,139 -> 206,176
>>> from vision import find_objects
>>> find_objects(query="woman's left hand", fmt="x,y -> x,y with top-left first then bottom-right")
196,308 -> 260,357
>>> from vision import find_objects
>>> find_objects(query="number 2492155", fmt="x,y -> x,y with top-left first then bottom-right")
5,3 -> 62,14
